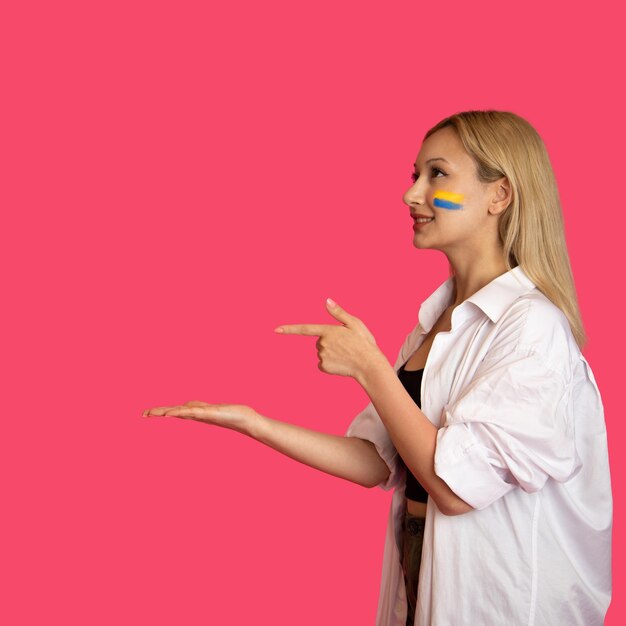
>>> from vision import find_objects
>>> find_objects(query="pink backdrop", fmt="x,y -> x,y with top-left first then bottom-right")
2,1 -> 623,624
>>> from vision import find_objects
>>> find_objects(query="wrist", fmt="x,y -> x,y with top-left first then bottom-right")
244,411 -> 267,440
356,349 -> 391,389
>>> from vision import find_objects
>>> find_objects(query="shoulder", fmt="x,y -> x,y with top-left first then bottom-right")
494,290 -> 579,376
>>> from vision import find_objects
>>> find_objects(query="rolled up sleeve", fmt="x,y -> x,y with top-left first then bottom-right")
434,347 -> 583,510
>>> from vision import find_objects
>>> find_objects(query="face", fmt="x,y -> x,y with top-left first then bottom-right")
403,127 -> 508,252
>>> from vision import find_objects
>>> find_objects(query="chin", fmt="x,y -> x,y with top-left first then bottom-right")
412,237 -> 434,250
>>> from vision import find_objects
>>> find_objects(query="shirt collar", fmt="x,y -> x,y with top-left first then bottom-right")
418,265 -> 536,332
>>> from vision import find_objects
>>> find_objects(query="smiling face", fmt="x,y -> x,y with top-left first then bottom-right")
403,126 -> 509,254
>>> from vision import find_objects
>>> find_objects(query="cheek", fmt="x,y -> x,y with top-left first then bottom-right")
433,190 -> 464,211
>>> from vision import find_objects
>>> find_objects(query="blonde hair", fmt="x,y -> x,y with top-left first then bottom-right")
424,110 -> 587,349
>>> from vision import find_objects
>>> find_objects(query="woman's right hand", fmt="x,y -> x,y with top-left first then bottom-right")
142,401 -> 260,434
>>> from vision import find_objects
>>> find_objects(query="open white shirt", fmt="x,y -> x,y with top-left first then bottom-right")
345,265 -> 612,626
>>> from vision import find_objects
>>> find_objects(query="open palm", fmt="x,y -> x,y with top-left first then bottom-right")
143,401 -> 259,432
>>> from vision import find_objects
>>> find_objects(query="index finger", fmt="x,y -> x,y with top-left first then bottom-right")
275,324 -> 331,336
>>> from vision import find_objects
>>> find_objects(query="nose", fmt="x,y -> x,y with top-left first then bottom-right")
403,179 -> 426,209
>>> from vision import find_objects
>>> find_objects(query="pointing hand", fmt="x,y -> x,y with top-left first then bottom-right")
274,298 -> 385,380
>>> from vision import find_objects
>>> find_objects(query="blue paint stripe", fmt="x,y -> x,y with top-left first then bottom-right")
434,198 -> 462,210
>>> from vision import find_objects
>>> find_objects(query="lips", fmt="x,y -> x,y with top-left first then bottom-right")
413,217 -> 434,230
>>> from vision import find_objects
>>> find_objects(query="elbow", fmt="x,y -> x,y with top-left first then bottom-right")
360,475 -> 379,489
365,456 -> 393,489
438,495 -> 474,516
364,467 -> 391,489
352,465 -> 389,489
433,470 -> 475,515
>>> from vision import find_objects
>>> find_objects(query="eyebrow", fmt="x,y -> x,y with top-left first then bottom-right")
413,157 -> 450,168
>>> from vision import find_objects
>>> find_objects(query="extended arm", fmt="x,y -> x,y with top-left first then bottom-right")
248,413 -> 392,488
145,401 -> 391,488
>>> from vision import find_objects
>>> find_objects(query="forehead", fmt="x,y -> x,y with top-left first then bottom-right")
414,127 -> 467,167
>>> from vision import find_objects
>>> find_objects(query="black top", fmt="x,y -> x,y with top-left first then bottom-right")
396,360 -> 429,503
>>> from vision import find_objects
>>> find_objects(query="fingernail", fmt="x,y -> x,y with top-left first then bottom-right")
274,327 -> 284,333
326,298 -> 336,307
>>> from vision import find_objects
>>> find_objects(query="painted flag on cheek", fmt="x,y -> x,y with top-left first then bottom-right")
434,190 -> 464,210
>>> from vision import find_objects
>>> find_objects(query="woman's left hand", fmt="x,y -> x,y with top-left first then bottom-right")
274,298 -> 386,380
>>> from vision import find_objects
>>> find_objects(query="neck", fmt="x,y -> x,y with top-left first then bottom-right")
448,251 -> 510,307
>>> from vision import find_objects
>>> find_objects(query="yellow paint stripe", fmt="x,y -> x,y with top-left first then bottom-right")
434,190 -> 464,203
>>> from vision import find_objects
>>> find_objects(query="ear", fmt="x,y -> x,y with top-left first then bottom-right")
489,176 -> 512,216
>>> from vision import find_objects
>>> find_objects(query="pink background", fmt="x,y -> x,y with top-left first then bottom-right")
2,1 -> 623,624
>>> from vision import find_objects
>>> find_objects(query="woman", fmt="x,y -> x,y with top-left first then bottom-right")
143,110 -> 612,625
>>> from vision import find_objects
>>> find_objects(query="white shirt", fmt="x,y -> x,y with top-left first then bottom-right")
345,265 -> 612,626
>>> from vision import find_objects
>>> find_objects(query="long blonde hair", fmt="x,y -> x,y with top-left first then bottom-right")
424,110 -> 587,349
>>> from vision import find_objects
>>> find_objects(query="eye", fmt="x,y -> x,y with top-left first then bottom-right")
411,167 -> 446,183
